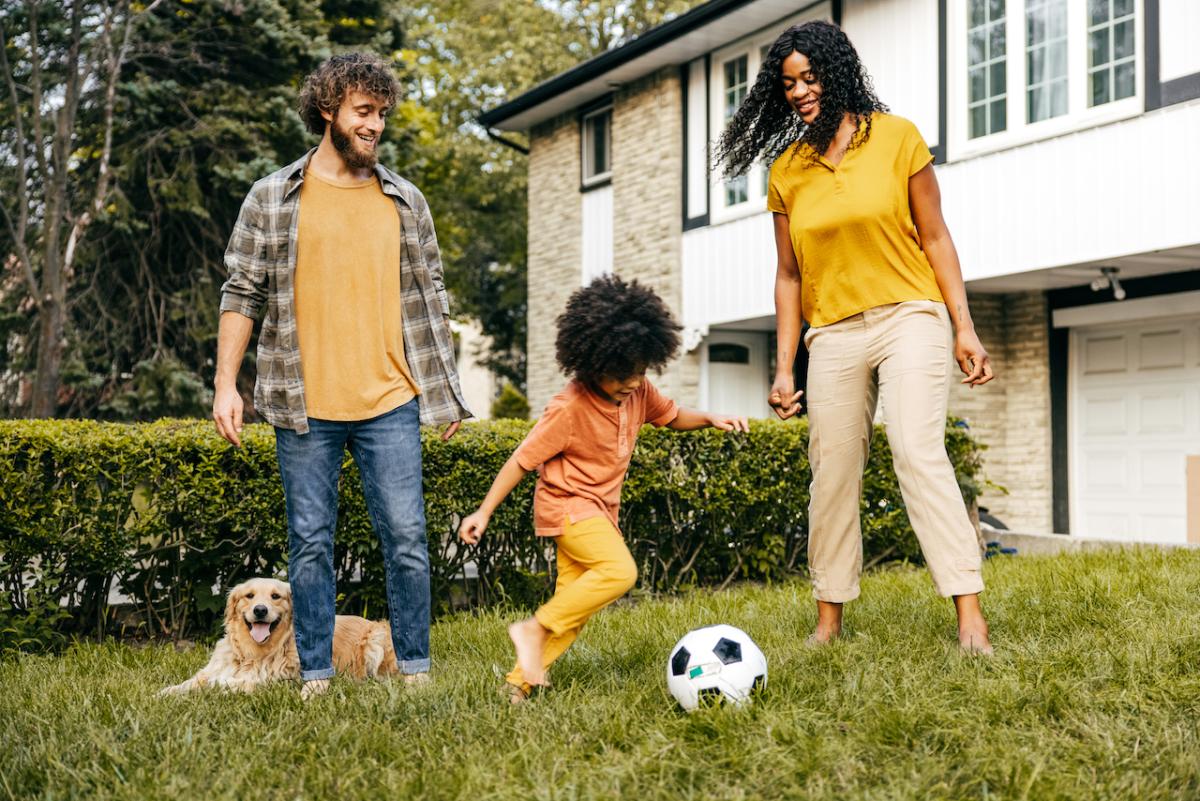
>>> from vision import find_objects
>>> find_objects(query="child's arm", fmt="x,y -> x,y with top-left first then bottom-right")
667,407 -> 750,433
458,454 -> 531,544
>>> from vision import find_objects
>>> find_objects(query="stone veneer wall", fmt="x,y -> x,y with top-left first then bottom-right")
525,113 -> 581,414
525,67 -> 701,414
948,291 -> 1054,533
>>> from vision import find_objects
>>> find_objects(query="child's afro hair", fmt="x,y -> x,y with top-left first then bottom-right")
555,275 -> 682,383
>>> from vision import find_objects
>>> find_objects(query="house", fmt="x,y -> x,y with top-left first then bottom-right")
478,0 -> 1200,542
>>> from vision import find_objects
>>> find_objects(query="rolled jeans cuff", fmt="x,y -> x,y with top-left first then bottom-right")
400,658 -> 431,675
301,667 -> 336,682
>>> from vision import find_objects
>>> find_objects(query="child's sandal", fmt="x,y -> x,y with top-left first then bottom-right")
501,683 -> 529,705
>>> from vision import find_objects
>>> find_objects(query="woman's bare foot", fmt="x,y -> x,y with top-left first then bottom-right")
508,617 -> 549,687
953,593 -> 993,655
807,599 -> 843,645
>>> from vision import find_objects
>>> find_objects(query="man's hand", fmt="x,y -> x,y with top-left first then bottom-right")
458,509 -> 490,545
441,420 -> 462,441
768,374 -> 804,420
212,385 -> 244,448
708,413 -> 750,433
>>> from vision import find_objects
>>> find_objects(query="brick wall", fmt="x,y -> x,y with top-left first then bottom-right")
525,114 -> 581,414
525,68 -> 701,414
948,291 -> 1054,533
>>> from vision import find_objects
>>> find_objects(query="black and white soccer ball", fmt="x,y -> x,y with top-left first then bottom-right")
666,624 -> 767,711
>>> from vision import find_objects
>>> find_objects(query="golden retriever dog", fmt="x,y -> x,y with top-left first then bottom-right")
159,577 -> 398,694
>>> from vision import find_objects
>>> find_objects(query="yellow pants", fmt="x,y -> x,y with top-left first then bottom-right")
506,515 -> 637,693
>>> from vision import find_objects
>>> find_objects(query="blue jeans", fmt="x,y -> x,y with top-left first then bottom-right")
274,398 -> 431,679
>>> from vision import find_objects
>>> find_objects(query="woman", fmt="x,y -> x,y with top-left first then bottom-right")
716,20 -> 994,653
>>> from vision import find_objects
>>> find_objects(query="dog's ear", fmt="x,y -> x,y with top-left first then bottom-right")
224,582 -> 243,633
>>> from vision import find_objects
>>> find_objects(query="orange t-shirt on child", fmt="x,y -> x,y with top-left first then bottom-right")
514,379 -> 679,537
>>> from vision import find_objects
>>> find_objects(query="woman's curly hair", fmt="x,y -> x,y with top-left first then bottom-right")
555,275 -> 682,383
714,20 -> 886,177
297,53 -> 400,136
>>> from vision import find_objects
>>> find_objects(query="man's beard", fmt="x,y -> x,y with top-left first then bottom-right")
330,116 -> 377,170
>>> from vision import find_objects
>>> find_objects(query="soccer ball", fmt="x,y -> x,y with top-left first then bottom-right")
666,624 -> 767,711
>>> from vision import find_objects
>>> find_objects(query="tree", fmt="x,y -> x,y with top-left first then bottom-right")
0,0 -> 164,417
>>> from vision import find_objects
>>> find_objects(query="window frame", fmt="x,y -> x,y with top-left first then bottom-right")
706,4 -> 831,225
948,0 -> 1143,162
580,104 -> 613,189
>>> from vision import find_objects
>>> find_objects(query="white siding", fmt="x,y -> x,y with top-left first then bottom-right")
1160,0 -> 1200,82
938,99 -> 1200,284
686,57 -> 709,220
842,0 -> 941,148
681,211 -> 775,329
580,184 -> 613,284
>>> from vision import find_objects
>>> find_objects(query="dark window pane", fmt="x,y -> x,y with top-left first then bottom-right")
969,29 -> 987,65
990,61 -> 1006,95
1028,86 -> 1044,122
1114,60 -> 1135,99
970,104 -> 987,138
970,67 -> 987,102
989,21 -> 1006,58
1091,68 -> 1110,106
709,344 -> 751,364
1089,0 -> 1109,27
1027,12 -> 1045,45
1089,28 -> 1109,67
1114,19 -> 1134,60
593,114 -> 609,174
991,98 -> 1006,132
970,0 -> 986,27
1114,0 -> 1133,17
989,0 -> 1005,23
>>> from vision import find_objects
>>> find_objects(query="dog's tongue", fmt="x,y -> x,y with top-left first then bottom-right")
250,622 -> 271,643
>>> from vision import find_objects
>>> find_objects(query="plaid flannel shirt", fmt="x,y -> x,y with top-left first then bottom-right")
219,149 -> 472,433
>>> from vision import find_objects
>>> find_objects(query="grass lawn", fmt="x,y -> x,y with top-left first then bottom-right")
3,548 -> 1200,800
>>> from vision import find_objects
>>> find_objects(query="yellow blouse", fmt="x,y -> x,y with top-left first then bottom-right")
766,113 -> 943,328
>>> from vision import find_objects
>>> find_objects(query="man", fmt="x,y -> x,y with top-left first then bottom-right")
212,53 -> 470,698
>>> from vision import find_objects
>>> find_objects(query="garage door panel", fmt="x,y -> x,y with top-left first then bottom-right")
1082,334 -> 1127,374
1138,328 -> 1186,369
1082,450 -> 1127,491
1138,391 -> 1187,434
1082,396 -> 1127,435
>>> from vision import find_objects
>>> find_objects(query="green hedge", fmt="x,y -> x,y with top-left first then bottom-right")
0,418 -> 988,651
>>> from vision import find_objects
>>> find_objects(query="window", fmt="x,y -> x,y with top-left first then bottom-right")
968,0 -> 1007,139
709,343 -> 750,364
1026,0 -> 1068,122
581,106 -> 611,186
1088,0 -> 1136,107
723,55 -> 749,207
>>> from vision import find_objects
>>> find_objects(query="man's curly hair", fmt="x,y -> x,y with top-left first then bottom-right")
714,20 -> 887,176
297,53 -> 400,136
556,275 -> 682,383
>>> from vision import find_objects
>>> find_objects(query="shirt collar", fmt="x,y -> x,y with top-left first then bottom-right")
280,147 -> 410,204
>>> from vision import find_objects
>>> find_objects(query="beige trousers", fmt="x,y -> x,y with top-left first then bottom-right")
804,300 -> 984,602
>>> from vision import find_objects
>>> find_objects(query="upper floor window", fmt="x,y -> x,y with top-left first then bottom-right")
581,106 -> 612,187
968,0 -> 1008,138
1026,0 -> 1068,122
1088,0 -> 1136,106
950,0 -> 1142,159
723,55 -> 750,207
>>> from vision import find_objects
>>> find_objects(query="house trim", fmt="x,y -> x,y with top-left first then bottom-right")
1046,269 -> 1200,534
934,0 -> 947,164
682,57 -> 711,232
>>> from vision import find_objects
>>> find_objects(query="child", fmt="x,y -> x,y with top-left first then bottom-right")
458,276 -> 748,701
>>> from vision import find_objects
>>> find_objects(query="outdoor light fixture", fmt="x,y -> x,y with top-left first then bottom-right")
1090,267 -> 1126,301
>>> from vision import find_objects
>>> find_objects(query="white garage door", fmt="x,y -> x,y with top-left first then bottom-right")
1070,314 -> 1200,542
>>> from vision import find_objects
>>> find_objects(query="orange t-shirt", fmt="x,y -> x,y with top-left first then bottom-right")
514,379 -> 679,537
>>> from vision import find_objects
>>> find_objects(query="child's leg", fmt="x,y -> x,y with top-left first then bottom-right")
506,544 -> 585,692
507,516 -> 636,689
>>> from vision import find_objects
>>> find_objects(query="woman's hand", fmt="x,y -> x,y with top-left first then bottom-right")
768,374 -> 804,420
458,510 -> 490,545
955,329 -> 994,387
